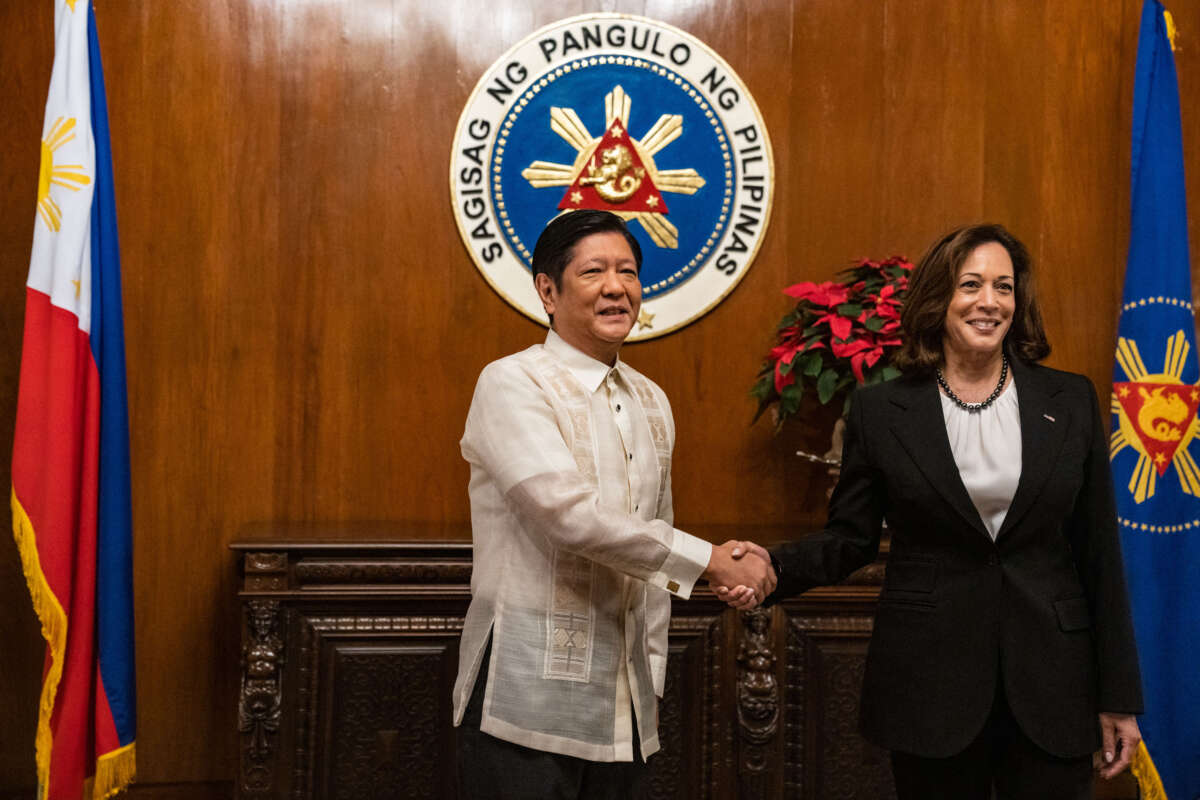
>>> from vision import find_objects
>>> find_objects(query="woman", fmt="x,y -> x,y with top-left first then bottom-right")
724,224 -> 1144,799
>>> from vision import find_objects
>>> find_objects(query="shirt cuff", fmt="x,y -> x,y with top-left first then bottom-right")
648,529 -> 711,599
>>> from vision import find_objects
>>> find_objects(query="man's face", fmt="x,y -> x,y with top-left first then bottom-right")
536,231 -> 642,365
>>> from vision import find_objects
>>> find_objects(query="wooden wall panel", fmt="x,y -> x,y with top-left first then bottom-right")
1038,0 -> 1132,387
982,1 -> 1049,260
0,5 -> 54,792
0,0 -> 1197,793
881,1 -> 988,240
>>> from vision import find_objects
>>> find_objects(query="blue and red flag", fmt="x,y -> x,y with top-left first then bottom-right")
10,2 -> 136,798
1109,2 -> 1200,798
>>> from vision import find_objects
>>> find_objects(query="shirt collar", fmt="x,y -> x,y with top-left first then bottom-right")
544,329 -> 621,392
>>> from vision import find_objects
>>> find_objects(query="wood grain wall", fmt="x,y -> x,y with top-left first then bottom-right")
1,0 -> 1197,794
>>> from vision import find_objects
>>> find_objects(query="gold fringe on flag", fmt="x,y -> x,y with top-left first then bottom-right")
1132,739 -> 1168,800
94,742 -> 136,799
1164,10 -> 1179,52
10,489 -> 68,795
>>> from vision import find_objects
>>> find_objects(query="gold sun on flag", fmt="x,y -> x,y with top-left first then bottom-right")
1110,330 -> 1200,503
521,86 -> 705,249
37,116 -> 91,233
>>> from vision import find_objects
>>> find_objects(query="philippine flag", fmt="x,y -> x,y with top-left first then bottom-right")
10,2 -> 136,798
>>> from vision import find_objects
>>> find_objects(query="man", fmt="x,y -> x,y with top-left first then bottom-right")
454,210 -> 774,798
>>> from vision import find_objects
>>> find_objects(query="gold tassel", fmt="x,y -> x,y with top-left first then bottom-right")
10,490 -> 69,795
93,742 -> 136,799
1164,10 -> 1179,52
1131,740 -> 1169,800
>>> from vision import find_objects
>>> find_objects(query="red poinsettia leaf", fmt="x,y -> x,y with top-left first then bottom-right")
783,280 -> 820,299
828,314 -> 853,340
849,351 -> 868,383
774,359 -> 797,394
831,339 -> 872,358
769,342 -> 799,362
777,321 -> 801,338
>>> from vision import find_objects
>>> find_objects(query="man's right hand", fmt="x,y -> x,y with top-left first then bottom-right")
703,540 -> 776,605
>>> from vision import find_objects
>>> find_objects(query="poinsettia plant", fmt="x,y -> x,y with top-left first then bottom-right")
752,256 -> 913,428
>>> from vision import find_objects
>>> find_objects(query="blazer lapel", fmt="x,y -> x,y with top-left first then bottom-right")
995,359 -> 1070,540
886,375 -> 991,540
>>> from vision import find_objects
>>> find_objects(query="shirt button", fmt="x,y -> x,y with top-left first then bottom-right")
634,504 -> 639,511
628,453 -> 633,461
616,403 -> 622,411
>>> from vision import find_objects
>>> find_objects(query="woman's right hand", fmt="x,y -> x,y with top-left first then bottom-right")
1094,712 -> 1142,779
713,541 -> 776,610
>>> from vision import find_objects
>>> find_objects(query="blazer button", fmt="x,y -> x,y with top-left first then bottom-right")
987,554 -> 999,566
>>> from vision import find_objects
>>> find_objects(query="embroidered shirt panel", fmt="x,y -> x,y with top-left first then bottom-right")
453,331 -> 711,761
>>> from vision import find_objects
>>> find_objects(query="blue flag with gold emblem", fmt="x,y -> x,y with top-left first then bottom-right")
1109,2 -> 1200,797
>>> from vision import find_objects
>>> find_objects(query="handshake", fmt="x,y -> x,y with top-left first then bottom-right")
702,540 -> 776,610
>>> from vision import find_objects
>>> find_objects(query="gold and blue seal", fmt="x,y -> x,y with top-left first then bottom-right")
450,14 -> 774,340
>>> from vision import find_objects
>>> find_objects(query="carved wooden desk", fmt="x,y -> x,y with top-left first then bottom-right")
231,525 -> 892,799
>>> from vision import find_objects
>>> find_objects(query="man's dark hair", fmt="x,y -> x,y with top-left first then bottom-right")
894,222 -> 1051,373
531,210 -> 643,291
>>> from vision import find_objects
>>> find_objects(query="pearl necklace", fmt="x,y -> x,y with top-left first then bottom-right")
936,356 -> 1008,412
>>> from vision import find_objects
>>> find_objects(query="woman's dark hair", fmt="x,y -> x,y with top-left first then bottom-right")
531,210 -> 642,290
894,223 -> 1050,373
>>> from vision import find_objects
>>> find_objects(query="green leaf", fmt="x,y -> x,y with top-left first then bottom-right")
863,315 -> 884,332
750,376 -> 773,401
800,350 -> 823,376
780,383 -> 803,416
817,368 -> 839,404
750,397 -> 773,425
881,365 -> 902,381
836,303 -> 863,317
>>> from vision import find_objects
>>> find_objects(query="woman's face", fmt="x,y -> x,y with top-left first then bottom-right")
942,242 -> 1016,362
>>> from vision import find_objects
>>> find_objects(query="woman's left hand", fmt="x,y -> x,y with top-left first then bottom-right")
1094,712 -> 1142,779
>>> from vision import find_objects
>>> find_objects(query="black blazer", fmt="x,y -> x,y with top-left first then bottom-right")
769,358 -> 1143,758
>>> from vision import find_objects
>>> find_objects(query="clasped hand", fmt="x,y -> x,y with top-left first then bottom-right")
703,540 -> 776,610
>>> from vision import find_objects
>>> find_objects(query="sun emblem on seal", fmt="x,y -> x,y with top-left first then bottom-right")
1110,330 -> 1200,503
520,86 -> 705,249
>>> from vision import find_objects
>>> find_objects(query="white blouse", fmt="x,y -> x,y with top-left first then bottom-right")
940,379 -> 1022,539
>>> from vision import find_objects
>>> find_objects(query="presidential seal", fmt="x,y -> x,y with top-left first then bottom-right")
1111,307 -> 1200,532
450,14 -> 773,340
